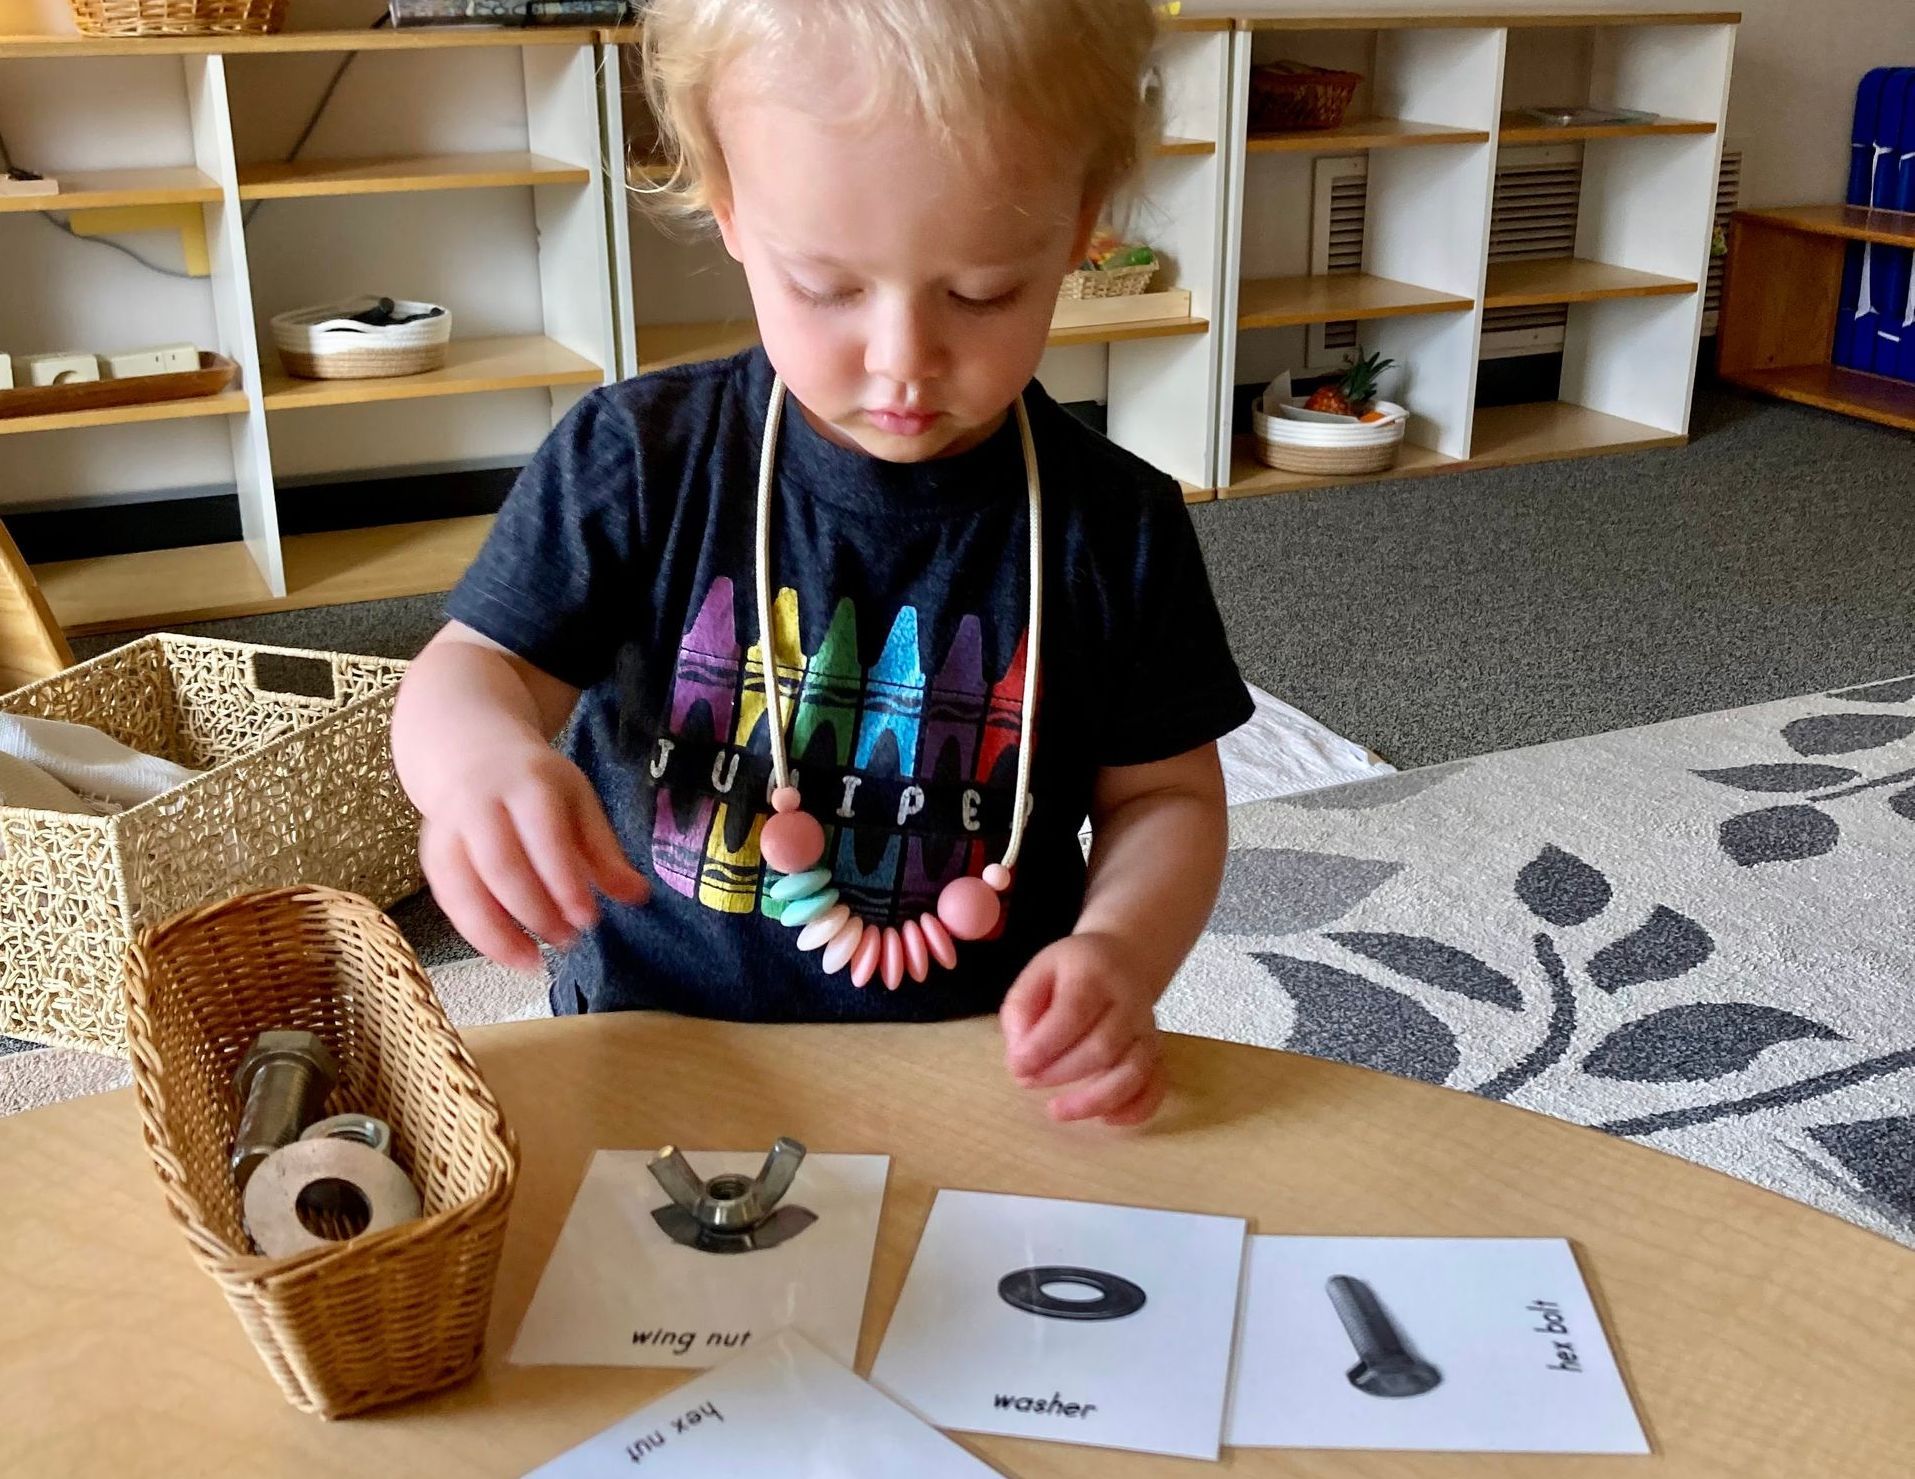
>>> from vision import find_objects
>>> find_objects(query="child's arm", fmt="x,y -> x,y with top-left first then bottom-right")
392,621 -> 648,972
998,741 -> 1228,1126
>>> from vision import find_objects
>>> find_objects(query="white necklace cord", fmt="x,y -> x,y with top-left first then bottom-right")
754,375 -> 1043,872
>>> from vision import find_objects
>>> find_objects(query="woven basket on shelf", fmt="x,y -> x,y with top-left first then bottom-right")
1057,263 -> 1158,300
1250,395 -> 1408,475
270,298 -> 452,382
124,886 -> 520,1419
1248,61 -> 1362,132
66,0 -> 284,36
0,636 -> 422,1054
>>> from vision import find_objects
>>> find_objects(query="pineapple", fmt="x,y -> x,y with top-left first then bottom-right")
1305,348 -> 1395,417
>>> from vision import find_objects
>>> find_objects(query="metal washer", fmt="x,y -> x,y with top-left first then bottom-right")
998,1265 -> 1147,1321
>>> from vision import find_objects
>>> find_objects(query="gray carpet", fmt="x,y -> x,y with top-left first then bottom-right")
74,383 -> 1915,771
1159,675 -> 1915,1249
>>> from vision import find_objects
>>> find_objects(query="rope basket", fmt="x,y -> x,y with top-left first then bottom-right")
66,0 -> 285,36
123,886 -> 519,1419
271,299 -> 452,382
1248,61 -> 1362,133
1058,263 -> 1158,300
0,636 -> 422,1054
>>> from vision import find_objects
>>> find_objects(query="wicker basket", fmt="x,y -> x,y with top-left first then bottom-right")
1058,263 -> 1158,300
66,0 -> 284,35
124,886 -> 519,1419
1248,61 -> 1362,133
271,298 -> 452,381
1250,394 -> 1408,475
0,636 -> 422,1054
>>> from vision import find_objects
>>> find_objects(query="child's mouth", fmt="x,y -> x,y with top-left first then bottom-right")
865,408 -> 941,438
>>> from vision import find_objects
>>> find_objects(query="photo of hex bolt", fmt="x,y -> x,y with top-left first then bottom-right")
1325,1274 -> 1443,1399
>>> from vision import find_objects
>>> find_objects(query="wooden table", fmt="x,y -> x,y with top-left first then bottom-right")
2,1014 -> 1908,1476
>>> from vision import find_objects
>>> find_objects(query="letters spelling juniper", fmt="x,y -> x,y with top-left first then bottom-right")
1527,1299 -> 1584,1373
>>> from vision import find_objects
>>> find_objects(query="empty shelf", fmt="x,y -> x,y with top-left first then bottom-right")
1238,273 -> 1473,330
1482,258 -> 1697,308
238,152 -> 588,200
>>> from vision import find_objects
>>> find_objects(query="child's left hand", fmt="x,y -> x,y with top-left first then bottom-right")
999,931 -> 1166,1126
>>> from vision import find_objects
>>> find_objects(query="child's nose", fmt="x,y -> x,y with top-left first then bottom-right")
864,296 -> 947,387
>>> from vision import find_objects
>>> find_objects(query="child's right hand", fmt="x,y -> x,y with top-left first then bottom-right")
394,625 -> 651,973
419,740 -> 650,972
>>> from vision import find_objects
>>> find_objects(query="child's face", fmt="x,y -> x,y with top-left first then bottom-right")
712,81 -> 1097,464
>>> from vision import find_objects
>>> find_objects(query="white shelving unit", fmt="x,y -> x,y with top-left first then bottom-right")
599,15 -> 1234,496
0,28 -> 614,632
1218,9 -> 1736,497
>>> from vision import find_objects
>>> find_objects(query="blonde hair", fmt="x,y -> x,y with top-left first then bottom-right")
638,0 -> 1162,222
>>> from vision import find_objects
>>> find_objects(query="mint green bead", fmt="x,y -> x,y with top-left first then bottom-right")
779,888 -> 841,927
769,868 -> 833,902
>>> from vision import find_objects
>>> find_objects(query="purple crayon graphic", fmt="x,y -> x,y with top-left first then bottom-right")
651,577 -> 739,899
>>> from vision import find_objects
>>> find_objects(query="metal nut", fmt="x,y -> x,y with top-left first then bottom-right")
299,1112 -> 392,1157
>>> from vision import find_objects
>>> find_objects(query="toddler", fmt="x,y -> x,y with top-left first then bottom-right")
391,0 -> 1253,1127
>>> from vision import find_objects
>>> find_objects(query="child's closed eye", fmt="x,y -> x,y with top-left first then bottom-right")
786,277 -> 861,309
950,286 -> 1024,313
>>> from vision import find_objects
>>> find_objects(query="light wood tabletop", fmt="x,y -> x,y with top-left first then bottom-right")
1,1013 -> 1906,1476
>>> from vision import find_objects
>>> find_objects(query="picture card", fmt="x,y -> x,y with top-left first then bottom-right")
1227,1236 -> 1649,1454
871,1189 -> 1248,1460
511,1150 -> 889,1369
522,1327 -> 1002,1477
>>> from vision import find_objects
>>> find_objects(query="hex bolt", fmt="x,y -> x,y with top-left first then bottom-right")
1325,1275 -> 1443,1399
230,1031 -> 337,1193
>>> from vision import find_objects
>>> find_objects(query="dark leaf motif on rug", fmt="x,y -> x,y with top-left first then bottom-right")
1718,805 -> 1840,867
1581,1004 -> 1843,1083
1694,763 -> 1860,793
1278,761 -> 1471,812
1254,954 -> 1459,1086
1826,676 -> 1915,705
1327,931 -> 1523,1010
1780,713 -> 1915,757
1474,934 -> 1578,1100
1515,844 -> 1611,927
1890,787 -> 1915,823
1211,849 -> 1403,936
1587,906 -> 1714,992
1803,1116 -> 1915,1222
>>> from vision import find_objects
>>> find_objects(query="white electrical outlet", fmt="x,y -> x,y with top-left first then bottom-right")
0,353 -> 13,391
21,352 -> 102,387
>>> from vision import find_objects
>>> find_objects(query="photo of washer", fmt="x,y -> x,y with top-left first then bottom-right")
998,1265 -> 1148,1321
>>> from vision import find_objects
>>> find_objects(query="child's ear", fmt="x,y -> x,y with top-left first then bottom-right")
711,193 -> 744,263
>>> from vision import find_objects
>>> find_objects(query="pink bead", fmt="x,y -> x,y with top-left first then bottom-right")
918,912 -> 958,970
771,786 -> 802,814
820,916 -> 864,973
796,904 -> 851,952
900,919 -> 930,982
938,875 -> 1001,942
760,808 -> 825,874
982,862 -> 1012,892
849,925 -> 884,988
880,927 -> 904,990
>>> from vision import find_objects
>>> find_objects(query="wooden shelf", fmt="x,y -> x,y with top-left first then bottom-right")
237,151 -> 587,201
0,391 -> 249,438
261,336 -> 601,411
1498,110 -> 1716,144
1469,401 -> 1684,463
1238,273 -> 1472,330
0,27 -> 599,59
1217,400 -> 1682,499
1733,205 -> 1915,248
36,515 -> 494,635
1156,137 -> 1217,157
0,166 -> 221,214
1049,314 -> 1209,348
1239,11 -> 1739,29
1247,118 -> 1489,152
1721,364 -> 1915,434
1221,436 -> 1461,497
1482,258 -> 1696,308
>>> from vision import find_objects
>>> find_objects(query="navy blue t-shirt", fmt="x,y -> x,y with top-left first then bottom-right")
447,348 -> 1252,1023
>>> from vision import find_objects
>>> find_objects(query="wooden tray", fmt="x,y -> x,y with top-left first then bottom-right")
0,352 -> 238,421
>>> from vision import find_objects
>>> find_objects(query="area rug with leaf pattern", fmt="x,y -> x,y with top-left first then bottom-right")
1158,675 -> 1915,1248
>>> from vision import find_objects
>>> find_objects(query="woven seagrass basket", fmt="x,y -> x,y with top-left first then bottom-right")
66,0 -> 285,36
124,886 -> 519,1419
1057,263 -> 1158,300
0,636 -> 422,1054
